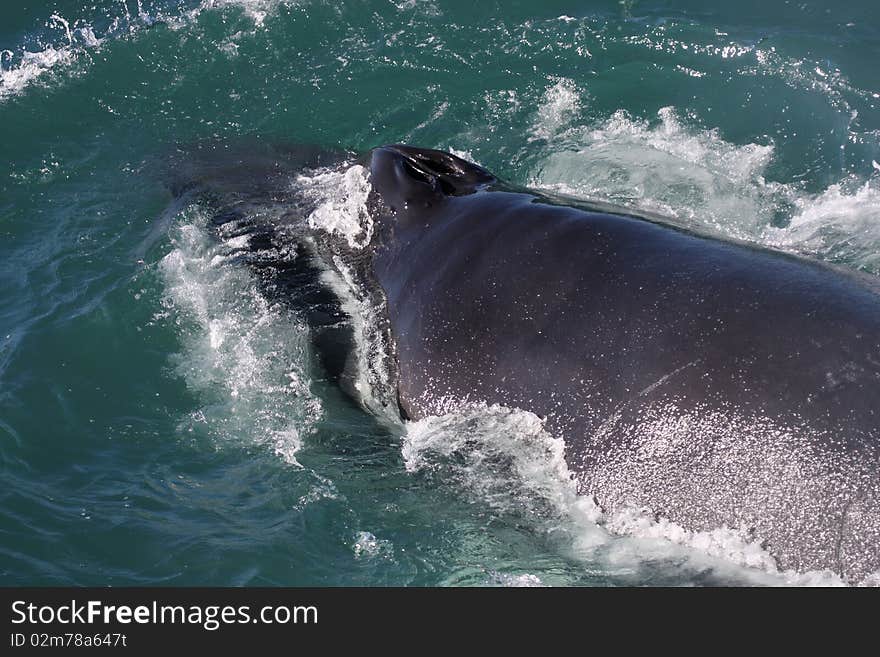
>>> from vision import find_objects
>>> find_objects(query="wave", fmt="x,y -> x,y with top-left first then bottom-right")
527,80 -> 880,273
158,206 -> 322,465
0,0 -> 286,101
402,404 -> 859,586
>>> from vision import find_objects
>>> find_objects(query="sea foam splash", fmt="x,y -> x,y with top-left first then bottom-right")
159,208 -> 322,465
0,23 -> 94,100
0,0 -> 283,101
530,78 -> 583,141
298,164 -> 375,250
352,531 -> 394,559
527,85 -> 880,273
764,179 -> 880,272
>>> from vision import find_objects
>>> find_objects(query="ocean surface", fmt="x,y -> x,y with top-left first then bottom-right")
2,0 -> 879,586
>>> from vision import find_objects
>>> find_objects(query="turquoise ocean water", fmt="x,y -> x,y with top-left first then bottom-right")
2,0 -> 879,586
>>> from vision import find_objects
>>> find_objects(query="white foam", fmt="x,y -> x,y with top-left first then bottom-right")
528,103 -> 880,271
159,209 -> 322,465
763,179 -> 880,272
389,0 -> 442,16
0,6 -> 127,101
601,506 -> 847,586
404,404 -> 606,543
298,165 -> 374,250
199,0 -> 280,28
318,256 -> 399,425
0,45 -> 75,99
858,571 -> 880,587
0,1 -> 280,101
530,77 -> 583,141
489,572 -> 545,587
530,106 -> 778,237
446,146 -> 481,166
352,531 -> 394,558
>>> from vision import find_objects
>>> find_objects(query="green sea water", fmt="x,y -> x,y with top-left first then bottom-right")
2,0 -> 879,586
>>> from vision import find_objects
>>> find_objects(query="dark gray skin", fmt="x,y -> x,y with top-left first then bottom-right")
364,145 -> 880,582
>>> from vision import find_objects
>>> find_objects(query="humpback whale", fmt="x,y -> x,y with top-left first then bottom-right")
174,142 -> 880,582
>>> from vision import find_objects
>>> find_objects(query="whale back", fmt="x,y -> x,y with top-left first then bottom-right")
366,147 -> 880,581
